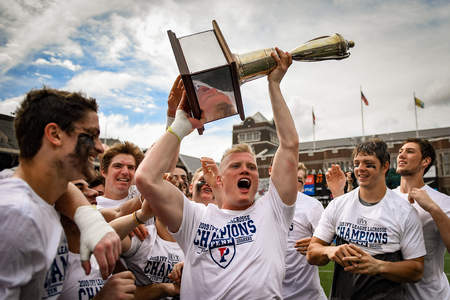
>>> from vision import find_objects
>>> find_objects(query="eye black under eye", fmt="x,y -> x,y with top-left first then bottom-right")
78,133 -> 94,140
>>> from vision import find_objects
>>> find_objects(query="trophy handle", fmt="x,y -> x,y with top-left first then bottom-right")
234,33 -> 355,84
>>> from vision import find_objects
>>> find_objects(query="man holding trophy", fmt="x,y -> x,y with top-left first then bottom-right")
135,47 -> 299,298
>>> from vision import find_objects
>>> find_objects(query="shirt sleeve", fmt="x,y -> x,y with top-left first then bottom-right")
400,209 -> 426,259
171,196 -> 205,253
308,201 -> 325,233
267,179 -> 295,231
121,236 -> 143,258
313,199 -> 337,244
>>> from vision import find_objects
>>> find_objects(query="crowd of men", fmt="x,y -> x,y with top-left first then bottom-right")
0,47 -> 448,300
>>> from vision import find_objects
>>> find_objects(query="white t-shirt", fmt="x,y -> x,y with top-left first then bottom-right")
96,196 -> 129,209
123,224 -> 184,288
59,252 -> 105,300
41,233 -> 69,300
0,177 -> 63,300
282,192 -> 327,300
173,179 -> 295,300
394,185 -> 450,300
96,185 -> 141,209
314,188 -> 426,298
314,188 -> 426,258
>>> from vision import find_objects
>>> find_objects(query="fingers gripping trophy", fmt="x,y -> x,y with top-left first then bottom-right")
168,20 -> 354,132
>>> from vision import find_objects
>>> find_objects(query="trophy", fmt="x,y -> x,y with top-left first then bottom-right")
168,20 -> 354,133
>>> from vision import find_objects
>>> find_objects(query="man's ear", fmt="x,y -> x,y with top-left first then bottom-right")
382,161 -> 390,175
44,123 -> 62,146
189,183 -> 193,194
421,157 -> 431,171
216,176 -> 223,188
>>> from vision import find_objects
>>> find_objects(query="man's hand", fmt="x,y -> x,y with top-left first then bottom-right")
326,164 -> 346,197
167,75 -> 184,118
168,91 -> 205,141
408,188 -> 437,212
130,224 -> 149,241
268,47 -> 292,84
94,271 -> 136,300
325,243 -> 362,267
81,231 -> 121,280
342,244 -> 382,276
294,237 -> 312,255
75,206 -> 122,279
201,157 -> 219,188
168,261 -> 184,285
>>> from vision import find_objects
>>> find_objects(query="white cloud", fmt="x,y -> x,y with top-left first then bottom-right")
63,70 -> 158,114
34,57 -> 81,71
64,70 -> 135,97
99,112 -> 234,161
0,95 -> 23,116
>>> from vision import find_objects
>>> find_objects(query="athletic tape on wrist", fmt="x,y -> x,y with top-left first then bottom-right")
74,205 -> 115,261
169,110 -> 193,141
166,116 -> 175,130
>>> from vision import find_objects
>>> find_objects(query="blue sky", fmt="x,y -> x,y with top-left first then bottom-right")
1,0 -> 449,160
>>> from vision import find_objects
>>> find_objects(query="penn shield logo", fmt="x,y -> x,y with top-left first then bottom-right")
209,236 -> 236,268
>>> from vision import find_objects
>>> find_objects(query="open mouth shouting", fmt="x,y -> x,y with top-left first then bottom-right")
237,177 -> 251,192
196,180 -> 212,194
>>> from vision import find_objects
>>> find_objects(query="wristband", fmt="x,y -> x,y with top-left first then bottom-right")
134,210 -> 145,225
167,126 -> 181,142
169,110 -> 193,141
74,205 -> 115,261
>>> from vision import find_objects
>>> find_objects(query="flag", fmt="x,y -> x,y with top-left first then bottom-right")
312,109 -> 316,125
361,90 -> 369,106
414,96 -> 424,108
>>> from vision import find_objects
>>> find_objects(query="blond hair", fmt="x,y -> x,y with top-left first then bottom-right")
220,144 -> 255,163
298,162 -> 307,173
191,167 -> 203,184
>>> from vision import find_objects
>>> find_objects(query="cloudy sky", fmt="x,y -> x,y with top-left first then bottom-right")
1,0 -> 449,160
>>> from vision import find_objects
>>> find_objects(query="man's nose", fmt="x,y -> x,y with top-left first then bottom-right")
94,138 -> 104,154
120,166 -> 130,174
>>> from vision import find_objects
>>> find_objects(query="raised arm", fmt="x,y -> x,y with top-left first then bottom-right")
135,87 -> 203,232
268,48 -> 299,205
409,188 -> 450,252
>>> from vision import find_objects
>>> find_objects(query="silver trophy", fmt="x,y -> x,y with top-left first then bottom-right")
168,21 -> 354,132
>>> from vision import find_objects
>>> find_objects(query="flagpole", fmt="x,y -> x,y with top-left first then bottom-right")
360,86 -> 365,140
414,91 -> 419,138
312,107 -> 316,151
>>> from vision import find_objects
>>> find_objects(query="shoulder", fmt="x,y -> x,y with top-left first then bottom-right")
424,185 -> 450,200
0,178 -> 48,215
296,192 -> 323,209
383,189 -> 414,212
328,188 -> 358,208
424,185 -> 450,210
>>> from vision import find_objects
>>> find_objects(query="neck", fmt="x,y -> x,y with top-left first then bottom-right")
155,218 -> 176,242
14,157 -> 69,205
104,187 -> 128,200
359,183 -> 387,204
399,173 -> 425,193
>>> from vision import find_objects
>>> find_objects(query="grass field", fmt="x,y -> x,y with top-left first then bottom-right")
318,252 -> 450,297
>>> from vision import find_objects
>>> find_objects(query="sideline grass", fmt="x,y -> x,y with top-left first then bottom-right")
319,252 -> 450,297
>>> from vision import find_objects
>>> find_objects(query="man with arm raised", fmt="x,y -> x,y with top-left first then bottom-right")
136,48 -> 298,299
